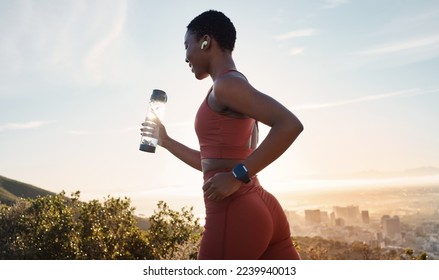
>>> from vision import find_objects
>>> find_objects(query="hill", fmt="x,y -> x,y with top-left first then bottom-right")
0,175 -> 54,205
0,174 -> 151,230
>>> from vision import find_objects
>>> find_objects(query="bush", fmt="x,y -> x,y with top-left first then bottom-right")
0,193 -> 82,259
147,201 -> 202,260
0,192 -> 152,259
0,192 -> 202,260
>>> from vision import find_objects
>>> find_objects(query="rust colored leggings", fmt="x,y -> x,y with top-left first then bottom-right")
198,172 -> 301,260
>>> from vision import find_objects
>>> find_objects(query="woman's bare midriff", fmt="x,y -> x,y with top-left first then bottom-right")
201,158 -> 244,174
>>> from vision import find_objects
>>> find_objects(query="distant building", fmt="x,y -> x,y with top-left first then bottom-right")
377,232 -> 383,242
333,205 -> 360,223
305,209 -> 321,224
361,210 -> 370,224
284,210 -> 302,225
335,218 -> 345,227
320,211 -> 330,225
382,215 -> 401,240
381,215 -> 391,225
330,212 -> 336,226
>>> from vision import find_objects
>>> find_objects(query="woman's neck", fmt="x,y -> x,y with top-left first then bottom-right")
209,54 -> 236,81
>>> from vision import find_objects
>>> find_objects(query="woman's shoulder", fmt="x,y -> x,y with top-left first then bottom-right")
213,71 -> 252,97
211,71 -> 263,116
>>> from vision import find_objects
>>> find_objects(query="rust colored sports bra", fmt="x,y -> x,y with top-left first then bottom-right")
194,72 -> 255,160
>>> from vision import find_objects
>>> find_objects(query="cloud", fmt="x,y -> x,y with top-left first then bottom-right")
84,1 -> 127,83
322,0 -> 349,9
290,47 -> 305,56
294,88 -> 439,110
355,35 -> 439,55
0,121 -> 52,132
0,1 -> 129,88
274,29 -> 316,41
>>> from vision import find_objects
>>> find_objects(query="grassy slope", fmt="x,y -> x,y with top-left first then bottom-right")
0,175 -> 54,205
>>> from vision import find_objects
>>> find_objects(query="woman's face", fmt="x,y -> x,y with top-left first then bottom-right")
184,30 -> 209,80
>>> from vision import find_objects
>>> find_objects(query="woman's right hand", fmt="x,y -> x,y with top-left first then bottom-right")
140,118 -> 169,148
154,118 -> 169,147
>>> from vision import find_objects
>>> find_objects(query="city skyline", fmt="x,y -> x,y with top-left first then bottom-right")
284,182 -> 439,259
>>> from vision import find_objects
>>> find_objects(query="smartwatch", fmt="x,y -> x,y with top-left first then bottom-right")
232,163 -> 251,183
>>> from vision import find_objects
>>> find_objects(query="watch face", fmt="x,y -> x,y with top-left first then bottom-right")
233,164 -> 246,177
233,163 -> 250,183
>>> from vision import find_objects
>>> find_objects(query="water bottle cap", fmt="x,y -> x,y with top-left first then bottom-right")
150,89 -> 167,103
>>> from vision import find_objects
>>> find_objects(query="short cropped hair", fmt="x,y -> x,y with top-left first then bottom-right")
187,10 -> 236,52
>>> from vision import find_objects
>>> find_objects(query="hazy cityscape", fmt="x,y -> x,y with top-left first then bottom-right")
282,184 -> 439,259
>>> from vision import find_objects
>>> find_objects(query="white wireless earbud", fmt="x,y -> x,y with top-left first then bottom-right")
201,41 -> 208,50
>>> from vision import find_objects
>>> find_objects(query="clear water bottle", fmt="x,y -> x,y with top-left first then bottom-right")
139,89 -> 167,153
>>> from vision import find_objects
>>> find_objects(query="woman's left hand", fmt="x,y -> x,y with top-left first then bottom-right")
202,172 -> 242,201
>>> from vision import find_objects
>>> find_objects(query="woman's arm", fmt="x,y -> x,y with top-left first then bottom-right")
215,77 -> 303,177
161,136 -> 202,171
202,76 -> 303,200
142,121 -> 202,171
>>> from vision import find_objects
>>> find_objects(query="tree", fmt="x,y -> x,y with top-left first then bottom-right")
77,194 -> 152,259
0,192 -> 152,259
401,248 -> 428,260
147,201 -> 202,260
1,193 -> 204,260
0,193 -> 80,259
349,241 -> 382,260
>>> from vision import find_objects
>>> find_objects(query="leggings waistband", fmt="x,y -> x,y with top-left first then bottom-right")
203,168 -> 231,182
203,168 -> 258,182
203,168 -> 260,197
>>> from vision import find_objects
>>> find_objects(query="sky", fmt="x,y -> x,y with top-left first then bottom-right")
1,0 -> 439,216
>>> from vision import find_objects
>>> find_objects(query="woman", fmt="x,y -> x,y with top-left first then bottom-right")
147,10 -> 303,259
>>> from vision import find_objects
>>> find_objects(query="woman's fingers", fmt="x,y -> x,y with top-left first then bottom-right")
202,180 -> 220,200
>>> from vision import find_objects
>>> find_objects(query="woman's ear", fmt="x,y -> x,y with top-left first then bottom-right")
200,35 -> 211,50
